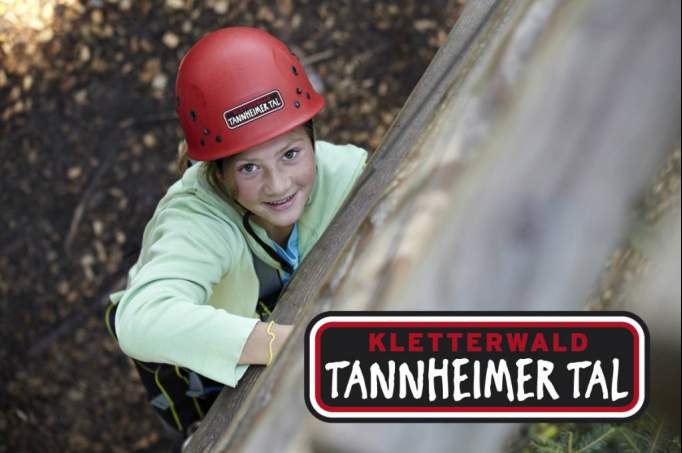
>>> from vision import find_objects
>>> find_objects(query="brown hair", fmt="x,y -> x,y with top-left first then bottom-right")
176,120 -> 316,203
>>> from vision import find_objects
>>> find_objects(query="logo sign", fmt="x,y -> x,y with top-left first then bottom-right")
305,312 -> 648,422
223,90 -> 284,129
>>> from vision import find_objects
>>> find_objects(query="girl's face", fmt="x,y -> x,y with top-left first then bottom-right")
224,126 -> 315,243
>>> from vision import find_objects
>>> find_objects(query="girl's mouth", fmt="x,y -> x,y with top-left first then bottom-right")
263,192 -> 297,211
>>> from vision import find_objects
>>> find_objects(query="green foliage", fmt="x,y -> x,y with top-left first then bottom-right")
517,413 -> 680,453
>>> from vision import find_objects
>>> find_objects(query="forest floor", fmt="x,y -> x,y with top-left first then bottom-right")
0,1 -> 462,451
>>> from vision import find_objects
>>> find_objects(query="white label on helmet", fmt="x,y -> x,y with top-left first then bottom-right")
223,90 -> 285,130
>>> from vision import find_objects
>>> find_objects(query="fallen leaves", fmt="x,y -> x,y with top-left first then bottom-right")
1,1 -> 464,452
162,31 -> 180,49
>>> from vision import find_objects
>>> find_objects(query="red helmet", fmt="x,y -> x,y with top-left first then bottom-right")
175,27 -> 324,161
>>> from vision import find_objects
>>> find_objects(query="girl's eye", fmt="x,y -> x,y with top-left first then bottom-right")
238,163 -> 258,174
283,148 -> 300,160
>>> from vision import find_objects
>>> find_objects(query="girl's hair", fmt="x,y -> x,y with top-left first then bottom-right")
176,120 -> 316,203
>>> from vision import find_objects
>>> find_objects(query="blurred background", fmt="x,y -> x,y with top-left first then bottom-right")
2,1 -> 681,453
0,0 -> 463,451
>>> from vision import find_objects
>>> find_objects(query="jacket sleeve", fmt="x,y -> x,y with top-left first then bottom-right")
114,202 -> 259,387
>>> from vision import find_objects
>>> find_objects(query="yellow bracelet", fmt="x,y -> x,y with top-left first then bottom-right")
266,321 -> 276,366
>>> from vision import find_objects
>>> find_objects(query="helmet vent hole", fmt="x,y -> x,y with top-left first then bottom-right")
296,87 -> 303,95
200,138 -> 205,146
203,128 -> 210,135
215,135 -> 222,143
294,101 -> 301,108
190,110 -> 197,121
305,92 -> 311,100
291,65 -> 298,76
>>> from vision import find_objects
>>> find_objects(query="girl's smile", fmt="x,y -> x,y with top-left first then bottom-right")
263,192 -> 298,211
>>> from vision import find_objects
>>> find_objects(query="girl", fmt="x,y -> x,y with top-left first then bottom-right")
105,27 -> 367,439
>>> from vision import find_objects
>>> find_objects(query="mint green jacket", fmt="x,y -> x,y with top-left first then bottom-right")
110,141 -> 367,386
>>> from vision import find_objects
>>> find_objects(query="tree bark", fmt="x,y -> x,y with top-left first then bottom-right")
186,0 -> 680,451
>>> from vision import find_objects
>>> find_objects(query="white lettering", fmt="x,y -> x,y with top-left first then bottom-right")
452,358 -> 470,401
537,360 -> 559,400
585,360 -> 609,399
344,360 -> 368,399
567,361 -> 592,398
428,358 -> 449,402
369,361 -> 395,399
611,359 -> 629,401
398,361 -> 424,399
325,361 -> 350,399
516,358 -> 534,402
484,359 -> 515,402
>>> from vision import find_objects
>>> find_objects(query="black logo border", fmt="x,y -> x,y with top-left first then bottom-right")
304,311 -> 650,423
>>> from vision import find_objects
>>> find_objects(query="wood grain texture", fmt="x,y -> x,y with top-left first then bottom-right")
186,0 -> 681,451
185,1 -> 508,451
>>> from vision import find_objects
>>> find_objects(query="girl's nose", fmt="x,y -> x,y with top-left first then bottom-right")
264,168 -> 290,196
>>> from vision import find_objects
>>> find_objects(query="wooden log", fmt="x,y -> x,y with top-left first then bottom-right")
185,1 -> 508,451
186,0 -> 681,451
